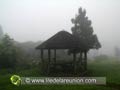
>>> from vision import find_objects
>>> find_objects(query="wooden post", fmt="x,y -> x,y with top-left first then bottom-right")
54,49 -> 56,68
73,52 -> 77,74
47,49 -> 51,74
41,49 -> 44,63
79,51 -> 82,64
40,49 -> 44,74
84,51 -> 87,70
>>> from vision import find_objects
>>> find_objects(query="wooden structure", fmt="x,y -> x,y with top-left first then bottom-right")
36,30 -> 87,75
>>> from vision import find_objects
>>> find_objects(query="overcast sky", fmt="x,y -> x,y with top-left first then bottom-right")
0,0 -> 120,54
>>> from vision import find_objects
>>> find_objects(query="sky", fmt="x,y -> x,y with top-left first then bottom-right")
0,0 -> 120,55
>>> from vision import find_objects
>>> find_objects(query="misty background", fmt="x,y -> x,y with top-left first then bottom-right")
0,0 -> 120,57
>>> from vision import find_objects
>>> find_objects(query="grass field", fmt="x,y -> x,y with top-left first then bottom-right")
0,58 -> 120,90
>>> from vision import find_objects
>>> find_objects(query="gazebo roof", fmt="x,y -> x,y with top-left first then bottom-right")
36,30 -> 82,49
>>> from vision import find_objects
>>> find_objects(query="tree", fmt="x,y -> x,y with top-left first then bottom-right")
0,34 -> 17,68
114,46 -> 120,58
70,7 -> 101,70
0,25 -> 4,40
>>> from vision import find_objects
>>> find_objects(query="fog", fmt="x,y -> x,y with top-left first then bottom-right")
0,0 -> 120,55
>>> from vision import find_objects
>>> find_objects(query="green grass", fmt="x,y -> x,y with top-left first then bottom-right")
88,58 -> 120,84
0,58 -> 120,90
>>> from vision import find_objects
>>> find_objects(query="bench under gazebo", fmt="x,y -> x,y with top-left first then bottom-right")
36,30 -> 87,75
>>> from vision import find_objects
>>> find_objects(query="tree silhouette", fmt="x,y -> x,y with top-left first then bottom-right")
114,46 -> 120,58
0,25 -> 4,40
70,7 -> 101,70
0,34 -> 17,68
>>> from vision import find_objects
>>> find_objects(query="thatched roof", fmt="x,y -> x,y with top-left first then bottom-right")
36,30 -> 82,49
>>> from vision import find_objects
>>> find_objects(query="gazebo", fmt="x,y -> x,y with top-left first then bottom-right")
36,30 -> 85,75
